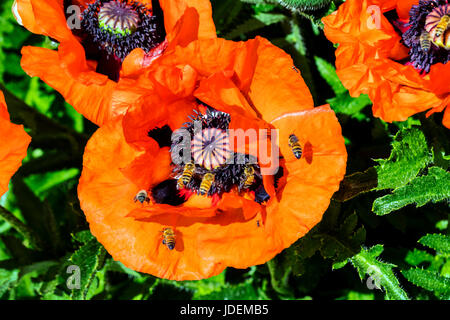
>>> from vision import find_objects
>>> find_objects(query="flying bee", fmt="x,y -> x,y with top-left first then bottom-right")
161,227 -> 176,250
133,190 -> 150,204
288,134 -> 302,159
242,165 -> 255,189
434,14 -> 450,38
177,161 -> 195,189
420,30 -> 431,52
199,173 -> 215,196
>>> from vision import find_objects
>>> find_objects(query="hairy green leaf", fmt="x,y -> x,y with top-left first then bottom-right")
402,268 -> 450,294
418,233 -> 450,255
373,167 -> 450,215
69,237 -> 106,300
278,0 -> 331,11
375,128 -> 432,190
349,245 -> 409,300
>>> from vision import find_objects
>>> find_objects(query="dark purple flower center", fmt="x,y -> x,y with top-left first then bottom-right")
65,0 -> 166,81
402,0 -> 450,73
148,104 -> 274,205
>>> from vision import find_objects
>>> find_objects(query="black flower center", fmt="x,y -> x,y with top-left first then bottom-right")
68,0 -> 166,81
402,0 -> 450,73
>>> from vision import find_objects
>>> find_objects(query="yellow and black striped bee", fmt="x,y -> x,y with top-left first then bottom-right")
199,173 -> 215,196
242,165 -> 255,189
177,161 -> 195,189
161,227 -> 176,250
434,14 -> 450,38
133,190 -> 150,204
288,134 -> 302,159
420,30 -> 431,52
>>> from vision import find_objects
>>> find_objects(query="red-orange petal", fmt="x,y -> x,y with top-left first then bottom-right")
0,91 -> 31,197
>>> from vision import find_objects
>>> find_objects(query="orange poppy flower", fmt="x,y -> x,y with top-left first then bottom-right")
322,0 -> 450,128
0,91 -> 31,197
78,37 -> 347,280
14,0 -> 216,126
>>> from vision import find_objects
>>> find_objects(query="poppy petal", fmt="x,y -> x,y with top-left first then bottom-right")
0,91 -> 31,197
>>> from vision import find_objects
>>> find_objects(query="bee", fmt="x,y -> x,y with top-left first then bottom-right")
434,14 -> 450,38
133,190 -> 150,204
256,220 -> 260,227
242,165 -> 255,189
292,66 -> 299,73
199,173 -> 215,196
161,227 -> 176,250
288,134 -> 302,159
420,30 -> 431,52
177,161 -> 195,189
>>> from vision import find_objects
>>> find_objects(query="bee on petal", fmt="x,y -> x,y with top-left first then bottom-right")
161,227 -> 176,250
134,190 -> 150,204
288,134 -> 303,159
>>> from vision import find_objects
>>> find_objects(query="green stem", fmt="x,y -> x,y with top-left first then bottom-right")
0,205 -> 43,251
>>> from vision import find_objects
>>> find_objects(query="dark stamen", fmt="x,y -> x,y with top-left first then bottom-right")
169,103 -> 280,203
76,0 -> 166,81
402,0 -> 450,73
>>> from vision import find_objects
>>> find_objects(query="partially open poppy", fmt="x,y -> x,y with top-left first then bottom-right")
322,0 -> 450,128
0,91 -> 31,197
78,37 -> 347,280
14,0 -> 216,126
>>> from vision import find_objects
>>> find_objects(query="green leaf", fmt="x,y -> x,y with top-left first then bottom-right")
349,245 -> 409,300
314,56 -> 347,95
327,93 -> 371,121
375,127 -> 432,190
278,0 -> 332,11
373,167 -> 450,215
418,234 -> 450,255
405,249 -> 434,267
69,238 -> 106,300
402,268 -> 450,294
194,280 -> 267,300
0,268 -> 19,298
225,12 -> 286,39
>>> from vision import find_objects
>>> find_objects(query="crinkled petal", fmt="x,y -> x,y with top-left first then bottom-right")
78,117 -> 225,280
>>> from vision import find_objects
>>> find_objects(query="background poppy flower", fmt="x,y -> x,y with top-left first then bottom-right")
14,0 -> 216,126
322,0 -> 450,128
0,91 -> 31,197
78,36 -> 347,280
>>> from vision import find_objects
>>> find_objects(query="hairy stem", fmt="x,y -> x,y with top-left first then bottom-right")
0,205 -> 43,251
